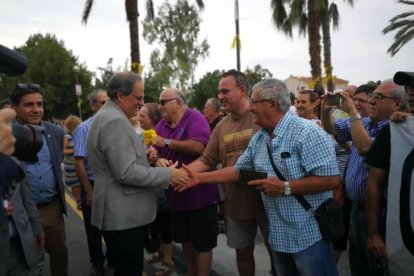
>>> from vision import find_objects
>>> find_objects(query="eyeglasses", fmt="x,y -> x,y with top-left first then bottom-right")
251,99 -> 274,105
371,93 -> 396,101
218,86 -> 239,95
158,98 -> 177,106
353,98 -> 369,104
15,83 -> 41,91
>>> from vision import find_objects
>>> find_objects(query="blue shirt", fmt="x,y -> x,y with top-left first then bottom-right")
73,116 -> 94,181
335,118 -> 388,203
235,111 -> 339,253
26,126 -> 58,205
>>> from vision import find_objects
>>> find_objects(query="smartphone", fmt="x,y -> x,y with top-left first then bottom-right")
327,93 -> 341,106
239,170 -> 268,184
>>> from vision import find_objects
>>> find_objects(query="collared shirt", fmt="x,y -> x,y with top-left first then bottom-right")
26,125 -> 58,205
73,116 -> 94,181
235,111 -> 339,253
335,118 -> 389,203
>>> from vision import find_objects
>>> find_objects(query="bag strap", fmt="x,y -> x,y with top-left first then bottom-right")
266,144 -> 313,211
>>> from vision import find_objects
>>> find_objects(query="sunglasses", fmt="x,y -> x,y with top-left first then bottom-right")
15,83 -> 41,91
158,98 -> 177,105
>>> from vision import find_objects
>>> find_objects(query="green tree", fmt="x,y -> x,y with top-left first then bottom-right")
244,64 -> 273,89
143,0 -> 209,93
94,58 -> 119,89
383,0 -> 414,56
189,70 -> 223,110
0,33 -> 93,120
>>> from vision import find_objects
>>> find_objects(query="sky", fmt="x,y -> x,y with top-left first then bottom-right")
1,0 -> 413,86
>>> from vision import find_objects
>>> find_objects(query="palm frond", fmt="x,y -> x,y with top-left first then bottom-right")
290,0 -> 306,23
271,0 -> 292,36
298,13 -> 308,35
82,0 -> 94,24
383,19 -> 414,33
146,0 -> 154,20
398,0 -> 414,6
387,29 -> 414,56
329,3 -> 340,29
195,0 -> 205,10
389,11 -> 414,23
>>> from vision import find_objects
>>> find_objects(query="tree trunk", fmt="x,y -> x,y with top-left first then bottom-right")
307,0 -> 322,89
126,0 -> 141,73
321,0 -> 334,92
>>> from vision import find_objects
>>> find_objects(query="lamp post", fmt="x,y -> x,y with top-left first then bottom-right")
73,65 -> 82,120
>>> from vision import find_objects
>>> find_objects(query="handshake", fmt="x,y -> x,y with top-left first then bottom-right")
155,159 -> 198,192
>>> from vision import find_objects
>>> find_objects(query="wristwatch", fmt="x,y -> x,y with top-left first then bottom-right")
349,113 -> 362,122
284,181 -> 291,195
164,139 -> 171,148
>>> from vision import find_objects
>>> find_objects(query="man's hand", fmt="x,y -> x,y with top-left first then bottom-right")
390,111 -> 412,123
86,190 -> 93,208
337,91 -> 358,115
367,233 -> 387,259
5,200 -> 13,216
0,108 -> 17,155
35,232 -> 45,249
169,164 -> 189,190
155,158 -> 171,167
248,177 -> 284,196
154,135 -> 166,147
146,146 -> 158,162
171,164 -> 199,192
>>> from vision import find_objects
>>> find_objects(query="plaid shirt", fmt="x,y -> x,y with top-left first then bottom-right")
73,116 -> 95,181
235,111 -> 339,253
334,118 -> 389,203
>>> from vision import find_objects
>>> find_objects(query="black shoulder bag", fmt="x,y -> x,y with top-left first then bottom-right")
266,145 -> 345,242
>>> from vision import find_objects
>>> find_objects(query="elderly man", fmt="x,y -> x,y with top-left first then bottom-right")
321,80 -> 407,276
86,72 -> 187,276
73,89 -> 109,276
366,71 -> 413,262
179,78 -> 340,275
10,83 -> 68,275
203,97 -> 222,131
153,87 -> 218,276
181,70 -> 275,276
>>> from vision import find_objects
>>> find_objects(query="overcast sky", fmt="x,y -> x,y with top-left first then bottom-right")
1,0 -> 413,85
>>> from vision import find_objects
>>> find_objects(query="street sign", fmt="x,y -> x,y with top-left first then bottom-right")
75,84 -> 82,96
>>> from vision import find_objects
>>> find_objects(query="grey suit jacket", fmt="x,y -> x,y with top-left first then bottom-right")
87,100 -> 171,231
0,178 -> 43,276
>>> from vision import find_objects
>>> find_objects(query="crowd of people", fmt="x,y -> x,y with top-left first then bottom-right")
0,68 -> 413,276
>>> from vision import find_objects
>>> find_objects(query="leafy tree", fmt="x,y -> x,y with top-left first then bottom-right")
94,58 -> 120,89
244,64 -> 273,90
143,0 -> 209,93
0,33 -> 93,120
189,70 -> 223,110
383,0 -> 414,56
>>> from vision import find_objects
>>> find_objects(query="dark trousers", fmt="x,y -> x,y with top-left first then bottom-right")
102,225 -> 147,276
81,183 -> 105,264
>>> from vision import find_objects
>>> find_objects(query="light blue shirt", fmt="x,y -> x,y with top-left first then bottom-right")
73,116 -> 94,181
235,111 -> 339,253
26,126 -> 58,205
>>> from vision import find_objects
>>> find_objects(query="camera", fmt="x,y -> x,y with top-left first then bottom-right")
327,92 -> 341,107
12,124 -> 43,163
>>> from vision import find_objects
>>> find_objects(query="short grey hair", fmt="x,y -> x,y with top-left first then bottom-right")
88,89 -> 106,104
170,88 -> 187,105
382,79 -> 409,111
106,71 -> 142,100
252,79 -> 291,113
206,98 -> 221,113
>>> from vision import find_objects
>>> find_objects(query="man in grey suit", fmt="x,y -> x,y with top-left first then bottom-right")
11,83 -> 68,276
0,175 -> 45,276
87,71 -> 188,276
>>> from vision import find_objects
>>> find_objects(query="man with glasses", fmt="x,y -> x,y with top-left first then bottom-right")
321,80 -> 407,276
366,71 -> 414,271
177,78 -> 340,275
10,83 -> 68,276
86,72 -> 187,276
179,70 -> 276,276
73,89 -> 109,276
153,87 -> 217,276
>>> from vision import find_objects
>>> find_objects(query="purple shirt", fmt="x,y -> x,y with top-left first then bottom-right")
155,109 -> 219,210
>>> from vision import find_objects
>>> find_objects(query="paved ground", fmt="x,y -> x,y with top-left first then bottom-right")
43,191 -> 351,275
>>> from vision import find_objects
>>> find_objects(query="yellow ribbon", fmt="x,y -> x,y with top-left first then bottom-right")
231,35 -> 241,49
131,63 -> 143,74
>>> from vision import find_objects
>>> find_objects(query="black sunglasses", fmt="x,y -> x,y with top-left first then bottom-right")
15,83 -> 41,91
158,98 -> 177,105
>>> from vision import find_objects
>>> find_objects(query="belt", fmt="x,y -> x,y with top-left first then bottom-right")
353,201 -> 365,211
37,196 -> 58,208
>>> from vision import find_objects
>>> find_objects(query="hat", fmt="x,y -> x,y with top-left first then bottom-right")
394,71 -> 414,86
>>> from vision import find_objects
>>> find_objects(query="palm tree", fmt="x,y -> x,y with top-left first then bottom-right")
82,0 -> 204,74
271,0 -> 322,88
383,0 -> 414,56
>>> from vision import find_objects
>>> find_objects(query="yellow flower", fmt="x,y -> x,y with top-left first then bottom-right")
142,129 -> 157,146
